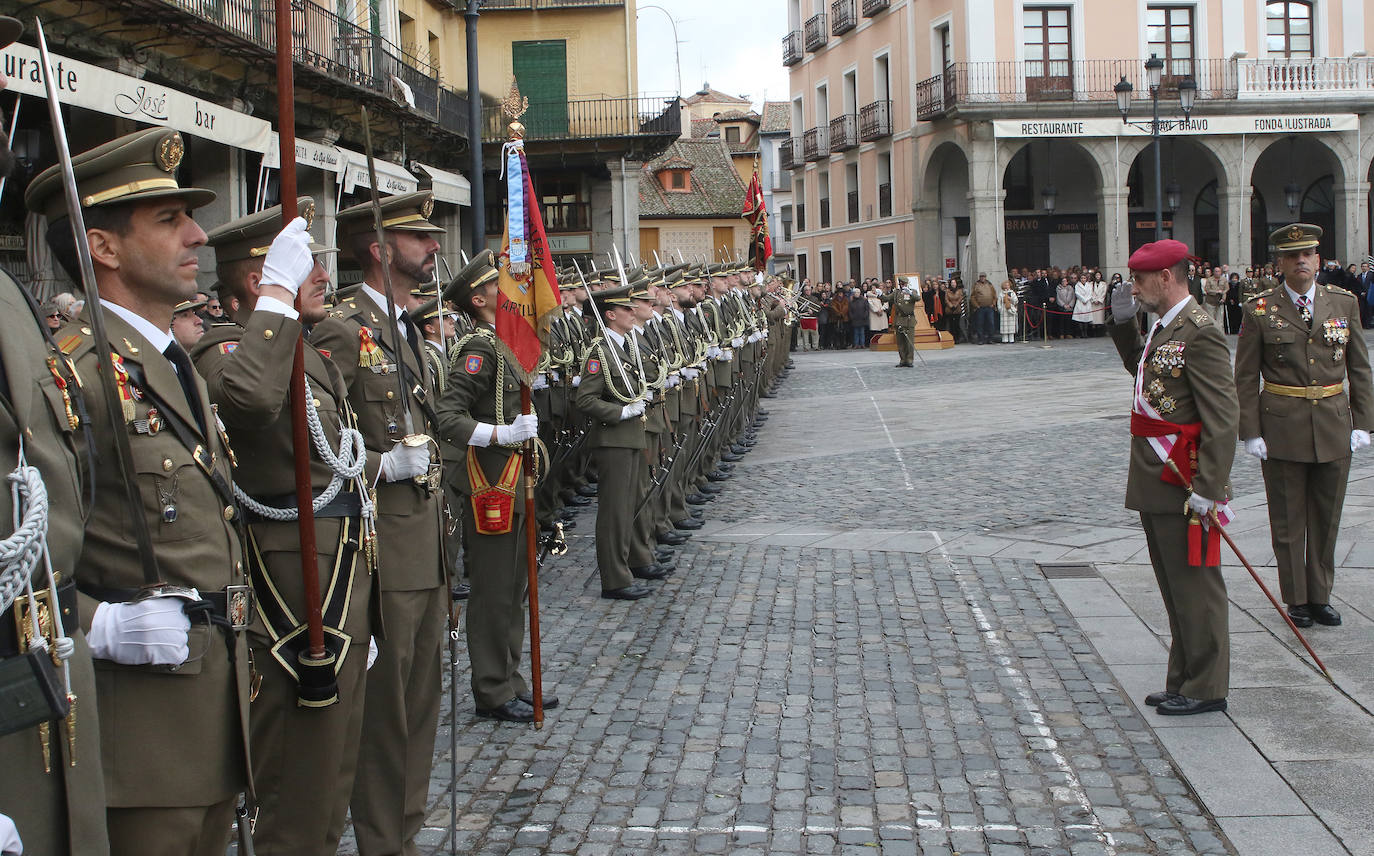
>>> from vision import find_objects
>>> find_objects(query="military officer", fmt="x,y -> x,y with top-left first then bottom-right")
1110,239 -> 1237,716
886,282 -> 919,367
190,201 -> 378,855
1236,223 -> 1374,628
0,17 -> 108,850
434,250 -> 557,722
310,191 -> 446,856
27,127 -> 250,854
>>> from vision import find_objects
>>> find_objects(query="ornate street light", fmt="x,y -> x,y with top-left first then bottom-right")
1284,182 -> 1301,214
1041,184 -> 1058,213
1116,55 -> 1200,241
1165,180 -> 1181,213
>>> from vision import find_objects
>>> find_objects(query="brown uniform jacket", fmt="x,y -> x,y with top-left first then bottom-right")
0,271 -> 108,854
310,290 -> 443,591
192,311 -> 377,649
576,335 -> 647,450
435,325 -> 528,498
1235,284 -> 1374,463
885,291 -> 918,327
1111,298 -> 1238,511
60,309 -> 250,808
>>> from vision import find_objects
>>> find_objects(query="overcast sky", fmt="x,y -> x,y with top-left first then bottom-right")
636,0 -> 790,108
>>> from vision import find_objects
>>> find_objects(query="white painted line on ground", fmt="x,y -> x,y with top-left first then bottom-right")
500,821 -> 1111,837
926,530 -> 1117,855
856,367 -> 915,491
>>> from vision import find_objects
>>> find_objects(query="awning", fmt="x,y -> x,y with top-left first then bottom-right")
2,42 -> 271,154
261,133 -> 346,173
339,148 -> 418,195
414,163 -> 471,206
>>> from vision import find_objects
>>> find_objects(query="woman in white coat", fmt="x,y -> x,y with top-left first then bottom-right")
1089,270 -> 1108,334
998,279 -> 1019,343
1072,276 -> 1094,338
866,287 -> 888,341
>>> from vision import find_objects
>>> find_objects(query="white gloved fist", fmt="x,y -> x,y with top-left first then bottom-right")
682,367 -> 699,380
1109,285 -> 1137,322
666,374 -> 681,389
379,441 -> 429,481
88,594 -> 195,666
732,337 -> 744,349
571,375 -> 582,387
260,216 -> 315,297
367,636 -> 379,670
1187,494 -> 1217,517
620,400 -> 646,421
706,346 -> 721,359
1244,437 -> 1268,461
495,413 -> 539,445
1353,429 -> 1371,452
0,813 -> 20,856
531,373 -> 550,391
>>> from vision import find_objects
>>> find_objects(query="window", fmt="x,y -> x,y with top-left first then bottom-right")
1003,145 -> 1034,210
724,125 -> 741,143
820,249 -> 833,283
660,169 -> 690,192
781,205 -> 793,242
879,242 -> 895,282
1023,7 -> 1072,99
1147,6 -> 1194,78
1266,1 -> 1313,58
936,23 -> 952,71
670,171 -> 686,189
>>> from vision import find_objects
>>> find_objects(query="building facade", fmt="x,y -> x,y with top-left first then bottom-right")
638,139 -> 749,264
784,0 -> 1374,286
759,101 -> 795,274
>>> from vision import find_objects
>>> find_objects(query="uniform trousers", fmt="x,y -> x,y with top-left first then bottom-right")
894,325 -> 915,365
349,585 -> 446,856
462,506 -> 530,708
1140,511 -> 1230,700
1261,455 -> 1351,606
593,446 -> 641,591
248,635 -> 368,856
107,795 -> 236,856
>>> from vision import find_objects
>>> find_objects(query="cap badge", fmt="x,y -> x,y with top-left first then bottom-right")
1287,226 -> 1304,242
421,195 -> 435,220
302,199 -> 317,228
157,133 -> 185,173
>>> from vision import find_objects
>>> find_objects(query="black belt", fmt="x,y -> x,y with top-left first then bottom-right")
76,580 -> 254,632
242,489 -> 362,523
0,577 -> 79,658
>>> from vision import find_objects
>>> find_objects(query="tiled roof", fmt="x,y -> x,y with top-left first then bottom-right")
760,101 -> 791,135
690,118 -> 716,138
713,109 -> 760,123
639,139 -> 746,220
681,84 -> 751,106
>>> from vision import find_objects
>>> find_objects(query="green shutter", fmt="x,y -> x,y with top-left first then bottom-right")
512,40 -> 569,138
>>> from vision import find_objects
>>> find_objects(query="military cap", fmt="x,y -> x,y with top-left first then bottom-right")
629,277 -> 654,301
708,263 -> 731,278
558,278 -> 580,292
26,128 -> 215,222
413,295 -> 452,324
0,17 -> 22,49
206,197 -> 336,266
664,269 -> 689,289
1270,222 -> 1323,253
587,282 -> 634,309
445,248 -> 499,306
173,295 -> 208,314
332,282 -> 365,303
335,190 -> 444,239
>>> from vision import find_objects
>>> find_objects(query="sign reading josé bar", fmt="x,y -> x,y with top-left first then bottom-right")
1,42 -> 271,153
993,113 -> 1359,138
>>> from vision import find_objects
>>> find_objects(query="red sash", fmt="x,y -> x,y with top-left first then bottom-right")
1129,411 -> 1218,567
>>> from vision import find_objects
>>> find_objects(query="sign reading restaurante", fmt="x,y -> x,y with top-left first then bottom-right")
994,114 -> 1360,138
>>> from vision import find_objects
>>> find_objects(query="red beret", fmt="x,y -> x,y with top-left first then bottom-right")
1128,239 -> 1191,272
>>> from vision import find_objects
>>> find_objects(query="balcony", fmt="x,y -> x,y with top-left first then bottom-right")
480,0 -> 624,6
485,200 -> 591,234
828,114 -> 857,153
878,182 -> 892,218
915,58 -> 1244,119
481,95 -> 680,143
779,137 -> 797,170
783,30 -> 803,66
804,13 -> 827,52
1237,56 -> 1374,99
802,126 -> 829,161
862,0 -> 890,15
769,171 -> 793,192
831,0 -> 857,36
846,190 -> 859,224
858,100 -> 892,140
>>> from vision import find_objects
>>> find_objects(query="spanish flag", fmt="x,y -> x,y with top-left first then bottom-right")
496,142 -> 561,381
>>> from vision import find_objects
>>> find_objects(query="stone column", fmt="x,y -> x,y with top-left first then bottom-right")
1097,187 -> 1131,274
910,202 -> 941,276
604,158 -> 641,262
1335,179 -> 1370,266
966,132 -> 1007,285
1217,185 -> 1252,272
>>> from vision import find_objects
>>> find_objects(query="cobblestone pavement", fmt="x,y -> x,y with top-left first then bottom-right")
334,338 -> 1246,855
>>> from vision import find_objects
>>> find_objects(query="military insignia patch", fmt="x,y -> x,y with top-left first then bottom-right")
465,354 -> 483,374
158,133 -> 185,172
57,334 -> 82,355
421,195 -> 435,220
587,358 -> 601,375
1253,298 -> 1267,316
318,348 -> 331,358
219,342 -> 238,354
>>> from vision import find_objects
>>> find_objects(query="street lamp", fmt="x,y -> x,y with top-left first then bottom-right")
1041,184 -> 1058,213
1115,54 -> 1198,241
1284,181 -> 1302,214
1165,180 -> 1181,213
638,4 -> 684,95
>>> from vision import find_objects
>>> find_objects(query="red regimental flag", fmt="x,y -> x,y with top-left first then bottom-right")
741,164 -> 772,271
495,150 -> 561,379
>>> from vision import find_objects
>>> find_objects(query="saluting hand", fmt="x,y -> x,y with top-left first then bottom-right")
260,216 -> 316,297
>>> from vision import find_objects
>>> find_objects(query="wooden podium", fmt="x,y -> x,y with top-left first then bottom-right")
870,274 -> 954,351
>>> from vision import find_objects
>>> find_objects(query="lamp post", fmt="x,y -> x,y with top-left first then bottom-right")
638,4 -> 683,95
1114,55 -> 1197,241
466,0 -> 485,251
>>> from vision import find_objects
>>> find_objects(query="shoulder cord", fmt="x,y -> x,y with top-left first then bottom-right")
231,375 -> 372,523
1,440 -> 74,693
640,329 -> 668,388
590,338 -> 648,405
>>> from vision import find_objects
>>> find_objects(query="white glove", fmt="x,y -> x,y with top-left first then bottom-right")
1187,494 -> 1216,517
495,414 -> 539,445
379,441 -> 429,481
707,346 -> 722,360
645,388 -> 656,402
1109,285 -> 1137,321
0,813 -> 19,856
571,375 -> 582,387
550,369 -> 561,382
1244,437 -> 1268,460
732,337 -> 744,348
1353,429 -> 1371,452
259,216 -> 315,297
666,374 -> 681,389
682,367 -> 699,380
87,594 -> 195,666
620,400 -> 646,421
531,373 -> 549,391
367,637 -> 378,670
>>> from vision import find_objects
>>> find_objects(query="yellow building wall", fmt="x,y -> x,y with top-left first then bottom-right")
443,3 -> 638,100
396,0 -> 451,75
639,219 -> 748,261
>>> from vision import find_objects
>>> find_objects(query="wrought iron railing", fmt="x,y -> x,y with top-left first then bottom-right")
802,126 -> 829,161
804,13 -> 827,51
779,137 -> 797,170
858,100 -> 892,140
478,0 -> 625,8
828,114 -> 857,152
783,30 -> 803,66
831,0 -> 857,36
916,74 -> 946,120
481,95 -> 680,142
862,0 -> 889,15
486,200 -> 591,234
